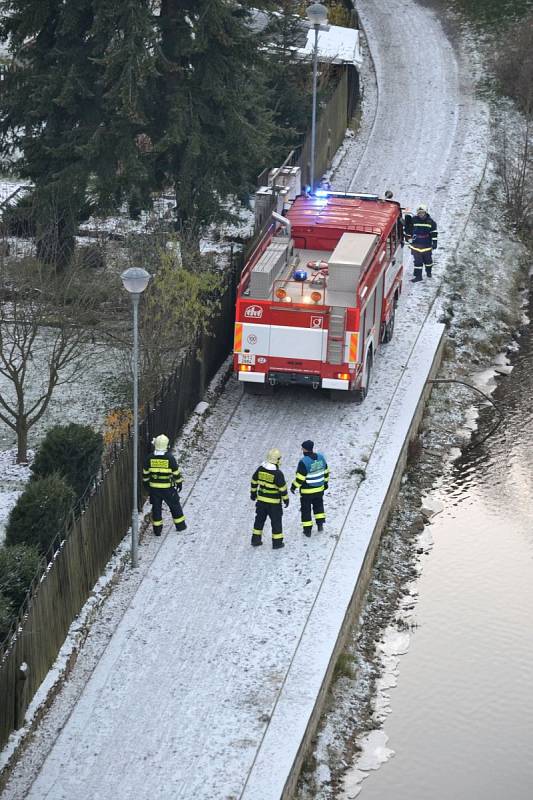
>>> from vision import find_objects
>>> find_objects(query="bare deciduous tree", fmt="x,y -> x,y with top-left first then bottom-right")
0,262 -> 98,462
496,117 -> 532,231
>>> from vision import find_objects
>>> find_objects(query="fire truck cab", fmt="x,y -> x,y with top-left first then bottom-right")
233,187 -> 403,400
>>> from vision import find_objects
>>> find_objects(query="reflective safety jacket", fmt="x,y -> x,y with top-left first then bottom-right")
143,450 -> 182,491
406,212 -> 438,253
251,461 -> 289,505
292,452 -> 329,495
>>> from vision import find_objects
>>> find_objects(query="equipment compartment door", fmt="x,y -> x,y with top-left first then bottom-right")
240,322 -> 271,361
268,309 -> 327,363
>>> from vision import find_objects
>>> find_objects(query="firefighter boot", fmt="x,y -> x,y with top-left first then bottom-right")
251,533 -> 263,547
411,268 -> 423,282
303,528 -> 312,538
425,265 -> 432,278
272,539 -> 285,550
317,522 -> 324,531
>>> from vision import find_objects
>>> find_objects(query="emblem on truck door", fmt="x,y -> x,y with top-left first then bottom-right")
244,305 -> 263,319
311,316 -> 323,328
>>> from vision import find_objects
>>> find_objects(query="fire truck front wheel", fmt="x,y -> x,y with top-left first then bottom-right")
382,308 -> 396,343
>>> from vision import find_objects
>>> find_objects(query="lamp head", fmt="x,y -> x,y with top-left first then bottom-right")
121,267 -> 150,295
306,2 -> 328,26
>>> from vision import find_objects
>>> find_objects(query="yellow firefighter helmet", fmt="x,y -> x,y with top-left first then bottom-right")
154,434 -> 169,451
267,448 -> 282,465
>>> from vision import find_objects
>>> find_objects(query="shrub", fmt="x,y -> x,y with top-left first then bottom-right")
0,544 -> 41,612
31,423 -> 104,499
4,194 -> 36,238
77,245 -> 106,270
103,407 -> 133,448
493,12 -> 533,113
5,474 -> 76,555
0,592 -> 13,643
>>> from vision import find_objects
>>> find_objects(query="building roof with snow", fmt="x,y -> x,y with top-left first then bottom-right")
297,23 -> 362,67
251,10 -> 362,69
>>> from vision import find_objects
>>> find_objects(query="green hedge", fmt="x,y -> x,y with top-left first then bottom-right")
0,592 -> 13,642
31,423 -> 104,499
0,544 -> 41,609
5,474 -> 76,555
0,544 -> 41,641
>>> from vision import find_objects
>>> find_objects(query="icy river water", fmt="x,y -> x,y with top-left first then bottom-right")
350,290 -> 533,799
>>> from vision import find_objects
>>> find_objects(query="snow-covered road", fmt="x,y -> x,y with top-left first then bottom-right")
1,1 -> 491,798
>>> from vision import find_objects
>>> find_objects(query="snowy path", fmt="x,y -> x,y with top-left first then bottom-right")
1,2 -> 490,798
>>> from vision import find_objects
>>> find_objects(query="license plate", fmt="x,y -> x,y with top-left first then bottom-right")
238,353 -> 256,365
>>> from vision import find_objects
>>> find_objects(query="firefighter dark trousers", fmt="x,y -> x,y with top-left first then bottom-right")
253,501 -> 283,544
412,249 -> 433,278
300,492 -> 326,531
151,487 -> 186,533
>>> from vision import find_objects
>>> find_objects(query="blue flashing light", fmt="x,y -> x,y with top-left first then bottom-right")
293,269 -> 308,282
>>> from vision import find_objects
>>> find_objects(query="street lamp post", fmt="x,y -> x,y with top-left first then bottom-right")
121,267 -> 151,568
306,3 -> 329,193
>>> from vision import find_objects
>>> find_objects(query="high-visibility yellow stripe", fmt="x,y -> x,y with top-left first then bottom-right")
349,333 -> 358,362
234,322 -> 243,353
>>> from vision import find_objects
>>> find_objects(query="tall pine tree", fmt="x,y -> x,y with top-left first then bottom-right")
89,0 -> 159,216
0,0 -> 99,269
0,0 -> 159,263
0,0 -> 278,255
151,0 -> 275,230
264,1 -> 313,162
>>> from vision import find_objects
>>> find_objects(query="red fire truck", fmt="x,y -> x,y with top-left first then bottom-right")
233,188 -> 403,399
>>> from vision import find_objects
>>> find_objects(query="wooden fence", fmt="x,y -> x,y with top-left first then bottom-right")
298,66 -> 352,189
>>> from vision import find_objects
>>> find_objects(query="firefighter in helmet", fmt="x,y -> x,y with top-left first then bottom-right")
250,448 -> 289,549
404,204 -> 438,282
142,434 -> 186,536
291,440 -> 329,537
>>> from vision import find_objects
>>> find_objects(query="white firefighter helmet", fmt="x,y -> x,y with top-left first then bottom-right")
154,434 -> 169,451
417,203 -> 428,213
267,448 -> 282,465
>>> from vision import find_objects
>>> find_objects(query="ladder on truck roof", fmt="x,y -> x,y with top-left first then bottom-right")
326,307 -> 346,365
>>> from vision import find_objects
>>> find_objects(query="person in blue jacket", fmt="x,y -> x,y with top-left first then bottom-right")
405,204 -> 438,282
291,440 -> 329,537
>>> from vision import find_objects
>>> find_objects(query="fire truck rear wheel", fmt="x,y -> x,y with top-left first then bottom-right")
358,351 -> 373,402
330,388 -> 359,403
